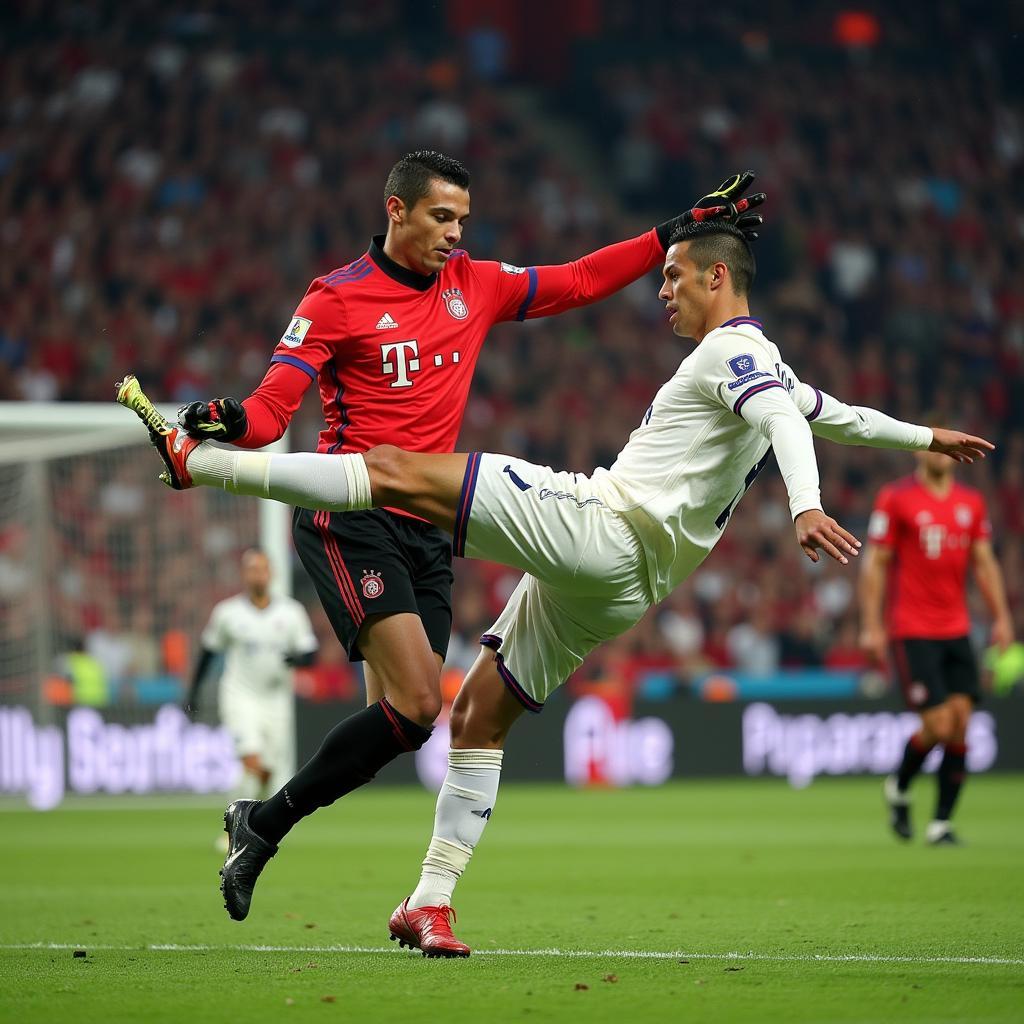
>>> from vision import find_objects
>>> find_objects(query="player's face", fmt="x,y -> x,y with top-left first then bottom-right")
659,243 -> 710,340
390,179 -> 471,275
915,447 -> 955,478
241,552 -> 271,597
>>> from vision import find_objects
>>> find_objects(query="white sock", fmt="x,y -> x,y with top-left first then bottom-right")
408,748 -> 503,909
187,446 -> 373,511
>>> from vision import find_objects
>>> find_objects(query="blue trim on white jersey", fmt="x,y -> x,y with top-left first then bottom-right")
733,378 -> 786,416
806,387 -> 824,421
718,316 -> 764,331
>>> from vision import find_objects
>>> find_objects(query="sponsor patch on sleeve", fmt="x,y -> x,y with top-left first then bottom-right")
500,262 -> 526,275
279,316 -> 313,349
727,353 -> 757,377
727,370 -> 772,391
867,510 -> 889,540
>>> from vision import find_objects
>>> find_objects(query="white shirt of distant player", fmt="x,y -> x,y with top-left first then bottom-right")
201,594 -> 317,696
590,319 -> 931,603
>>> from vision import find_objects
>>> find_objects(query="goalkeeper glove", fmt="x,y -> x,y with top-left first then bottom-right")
656,170 -> 766,249
178,397 -> 248,442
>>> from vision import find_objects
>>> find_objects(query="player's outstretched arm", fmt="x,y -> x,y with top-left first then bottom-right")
794,509 -> 861,565
792,382 -> 996,462
928,428 -> 995,464
508,173 -> 765,322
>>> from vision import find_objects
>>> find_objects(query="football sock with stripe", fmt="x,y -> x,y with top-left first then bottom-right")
896,732 -> 933,792
249,698 -> 431,846
935,743 -> 967,821
408,749 -> 504,910
187,447 -> 373,511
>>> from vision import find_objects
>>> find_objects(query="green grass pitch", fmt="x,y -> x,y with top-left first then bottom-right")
1,777 -> 1022,1023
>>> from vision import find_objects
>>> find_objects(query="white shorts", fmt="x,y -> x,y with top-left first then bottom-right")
454,453 -> 652,710
219,687 -> 296,790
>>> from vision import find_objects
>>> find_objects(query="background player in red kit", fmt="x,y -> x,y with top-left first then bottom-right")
859,442 -> 1014,844
174,150 -> 764,921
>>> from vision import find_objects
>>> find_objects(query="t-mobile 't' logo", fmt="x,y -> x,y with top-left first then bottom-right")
380,339 -> 420,388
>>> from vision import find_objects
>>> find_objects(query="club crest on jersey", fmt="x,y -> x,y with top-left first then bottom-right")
727,353 -> 756,377
360,570 -> 384,599
280,316 -> 312,348
443,288 -> 469,320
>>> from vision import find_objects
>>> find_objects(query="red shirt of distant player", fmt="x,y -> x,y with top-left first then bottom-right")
236,233 -> 665,455
867,476 -> 991,639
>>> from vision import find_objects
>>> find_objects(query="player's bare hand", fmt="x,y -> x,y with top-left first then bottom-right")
928,428 -> 994,464
794,509 -> 861,565
858,626 -> 888,667
992,616 -> 1015,653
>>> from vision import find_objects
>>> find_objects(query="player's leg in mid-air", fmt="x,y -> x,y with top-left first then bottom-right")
885,638 -> 976,844
218,509 -> 452,921
117,377 -> 651,937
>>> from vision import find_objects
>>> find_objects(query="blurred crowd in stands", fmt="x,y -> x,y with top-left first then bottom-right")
2,1 -> 1021,703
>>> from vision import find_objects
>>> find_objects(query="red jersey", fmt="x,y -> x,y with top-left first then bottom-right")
235,231 -> 664,454
867,475 -> 991,639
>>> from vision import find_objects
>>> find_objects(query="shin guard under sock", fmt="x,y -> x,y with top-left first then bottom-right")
935,743 -> 967,821
249,698 -> 431,845
896,733 -> 933,792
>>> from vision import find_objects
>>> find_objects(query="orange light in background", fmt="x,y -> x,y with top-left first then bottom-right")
834,10 -> 881,48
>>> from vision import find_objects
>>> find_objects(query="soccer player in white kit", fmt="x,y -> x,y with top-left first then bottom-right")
187,549 -> 318,798
118,219 -> 993,955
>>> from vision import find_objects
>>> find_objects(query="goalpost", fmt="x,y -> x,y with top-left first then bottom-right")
0,402 -> 290,720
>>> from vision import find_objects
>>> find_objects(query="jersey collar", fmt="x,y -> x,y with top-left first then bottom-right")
368,235 -> 437,292
716,315 -> 763,331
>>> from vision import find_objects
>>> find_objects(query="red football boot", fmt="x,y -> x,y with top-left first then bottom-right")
115,374 -> 201,490
388,898 -> 471,958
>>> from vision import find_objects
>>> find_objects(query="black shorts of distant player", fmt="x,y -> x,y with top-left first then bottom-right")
890,636 -> 981,711
292,506 -> 454,661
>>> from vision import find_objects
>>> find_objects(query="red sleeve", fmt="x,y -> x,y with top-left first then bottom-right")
266,279 -> 347,381
867,486 -> 899,548
234,363 -> 313,448
973,493 -> 993,542
480,228 -> 665,323
230,277 -> 346,448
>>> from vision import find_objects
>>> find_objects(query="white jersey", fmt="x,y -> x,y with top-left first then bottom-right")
591,316 -> 932,602
201,594 -> 317,697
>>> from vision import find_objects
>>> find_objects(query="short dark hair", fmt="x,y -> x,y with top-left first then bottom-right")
384,151 -> 470,209
667,220 -> 755,296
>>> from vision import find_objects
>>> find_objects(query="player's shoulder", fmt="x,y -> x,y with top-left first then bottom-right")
876,475 -> 919,508
951,479 -> 987,507
695,316 -> 776,371
211,594 -> 244,618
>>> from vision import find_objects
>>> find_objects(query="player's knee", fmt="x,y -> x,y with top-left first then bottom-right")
387,677 -> 442,727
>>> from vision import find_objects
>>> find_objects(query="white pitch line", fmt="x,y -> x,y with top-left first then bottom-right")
2,943 -> 1022,966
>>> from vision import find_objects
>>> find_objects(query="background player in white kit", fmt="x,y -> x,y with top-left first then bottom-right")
119,219 -> 993,955
186,549 -> 318,801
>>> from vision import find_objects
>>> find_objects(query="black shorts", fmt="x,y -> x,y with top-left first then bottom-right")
292,506 -> 454,663
890,636 -> 980,710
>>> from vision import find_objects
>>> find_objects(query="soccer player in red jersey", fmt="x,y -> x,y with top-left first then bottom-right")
170,151 -> 764,923
860,444 -> 1014,844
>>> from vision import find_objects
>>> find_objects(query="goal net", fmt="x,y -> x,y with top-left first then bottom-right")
0,403 -> 290,720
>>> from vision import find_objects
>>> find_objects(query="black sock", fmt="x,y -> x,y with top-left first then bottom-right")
935,743 -> 967,821
249,698 -> 431,845
896,733 -> 933,791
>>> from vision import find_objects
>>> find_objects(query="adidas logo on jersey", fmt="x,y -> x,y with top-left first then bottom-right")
375,313 -> 399,330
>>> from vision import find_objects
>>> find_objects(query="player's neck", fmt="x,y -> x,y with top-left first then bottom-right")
382,230 -> 432,278
247,592 -> 271,609
697,300 -> 750,342
917,468 -> 954,497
